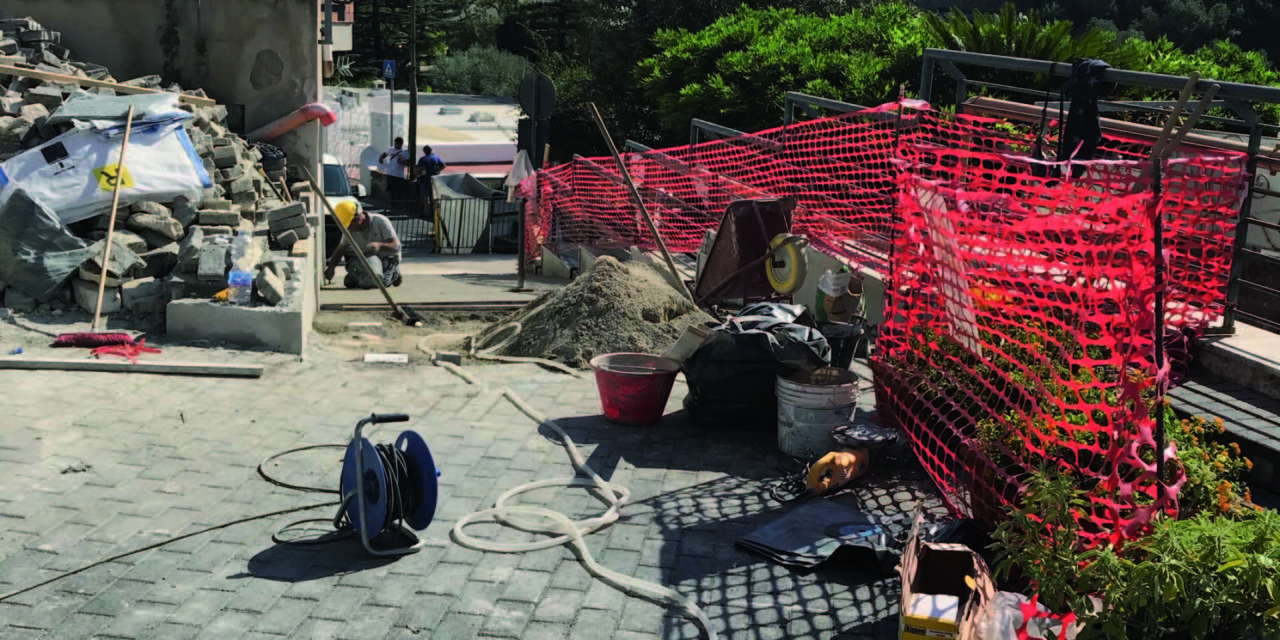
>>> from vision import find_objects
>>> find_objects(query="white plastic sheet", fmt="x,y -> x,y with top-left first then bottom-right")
0,119 -> 213,225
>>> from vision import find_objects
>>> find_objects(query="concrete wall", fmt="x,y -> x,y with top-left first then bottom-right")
2,0 -> 323,179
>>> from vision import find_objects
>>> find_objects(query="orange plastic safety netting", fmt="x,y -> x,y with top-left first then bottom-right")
874,164 -> 1184,544
519,102 -> 1248,331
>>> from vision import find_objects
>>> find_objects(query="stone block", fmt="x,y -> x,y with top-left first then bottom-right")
201,198 -> 234,211
76,266 -> 125,287
166,272 -> 224,301
218,165 -> 245,183
267,202 -> 306,223
125,213 -> 183,241
0,38 -> 17,56
256,266 -> 285,306
132,201 -> 171,217
212,145 -> 238,168
268,213 -> 307,235
274,229 -> 300,249
87,238 -> 144,277
140,229 -> 173,250
202,226 -> 234,237
198,242 -> 228,281
3,287 -> 35,312
139,243 -> 180,278
36,115 -> 66,141
199,210 -> 239,226
171,196 -> 198,227
112,229 -> 148,254
23,85 -> 63,110
122,277 -> 168,314
72,278 -> 121,314
0,115 -> 31,145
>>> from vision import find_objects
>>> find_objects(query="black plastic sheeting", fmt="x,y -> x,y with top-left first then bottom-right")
681,303 -> 832,430
0,189 -> 94,301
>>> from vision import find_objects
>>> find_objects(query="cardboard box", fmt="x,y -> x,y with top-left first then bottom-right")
899,513 -> 996,640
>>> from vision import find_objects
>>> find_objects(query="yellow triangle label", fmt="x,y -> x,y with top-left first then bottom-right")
94,163 -> 134,191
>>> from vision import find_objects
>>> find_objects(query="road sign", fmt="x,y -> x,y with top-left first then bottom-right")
518,72 -> 557,120
383,60 -> 396,80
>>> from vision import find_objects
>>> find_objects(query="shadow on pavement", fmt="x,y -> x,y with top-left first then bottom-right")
236,535 -> 402,582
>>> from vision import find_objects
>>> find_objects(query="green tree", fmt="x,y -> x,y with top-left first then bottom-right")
922,4 -> 1141,68
1124,36 -> 1280,125
636,2 -> 926,136
424,46 -> 530,98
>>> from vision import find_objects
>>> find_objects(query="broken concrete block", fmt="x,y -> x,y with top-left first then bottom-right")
87,238 -> 144,278
201,198 -> 234,211
268,213 -> 307,235
126,213 -> 183,241
36,115 -> 66,141
77,266 -> 126,287
140,229 -> 174,250
199,210 -> 239,226
0,115 -> 31,145
0,39 -> 17,56
3,287 -> 35,312
198,243 -> 228,281
256,266 -> 285,306
72,278 -> 121,314
0,96 -> 21,116
23,85 -> 63,110
139,243 -> 180,278
112,229 -> 148,254
212,145 -> 238,168
171,196 -> 197,227
122,277 -> 167,314
122,75 -> 161,88
18,102 -> 48,122
177,227 -> 204,273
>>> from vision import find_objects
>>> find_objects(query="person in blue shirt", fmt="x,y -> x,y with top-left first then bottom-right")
417,145 -> 447,217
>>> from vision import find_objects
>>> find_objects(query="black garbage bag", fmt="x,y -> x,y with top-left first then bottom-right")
737,302 -> 817,326
682,315 -> 831,430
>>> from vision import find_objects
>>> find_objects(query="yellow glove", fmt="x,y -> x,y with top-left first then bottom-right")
806,448 -> 870,495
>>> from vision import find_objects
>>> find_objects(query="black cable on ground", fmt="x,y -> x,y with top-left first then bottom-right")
0,501 -> 335,603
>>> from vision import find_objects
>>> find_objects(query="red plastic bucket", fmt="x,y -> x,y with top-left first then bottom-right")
589,353 -> 681,426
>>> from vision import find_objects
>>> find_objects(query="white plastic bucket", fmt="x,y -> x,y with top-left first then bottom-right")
776,369 -> 859,458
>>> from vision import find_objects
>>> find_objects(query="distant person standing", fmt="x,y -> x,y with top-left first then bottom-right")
417,145 -> 447,217
378,137 -> 411,211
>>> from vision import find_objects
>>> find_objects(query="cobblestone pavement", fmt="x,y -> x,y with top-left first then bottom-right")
0,328 -> 944,640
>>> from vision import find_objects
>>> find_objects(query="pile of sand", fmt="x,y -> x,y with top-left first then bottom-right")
474,256 -> 714,368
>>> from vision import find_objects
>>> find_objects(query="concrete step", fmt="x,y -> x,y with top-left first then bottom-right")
1167,373 -> 1280,493
1195,322 -> 1280,399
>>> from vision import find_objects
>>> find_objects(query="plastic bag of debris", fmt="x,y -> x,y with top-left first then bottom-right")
0,188 -> 94,301
46,92 -> 191,131
0,115 -> 213,225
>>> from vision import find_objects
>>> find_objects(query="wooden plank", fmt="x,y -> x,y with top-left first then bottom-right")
0,357 -> 264,377
0,64 -> 217,108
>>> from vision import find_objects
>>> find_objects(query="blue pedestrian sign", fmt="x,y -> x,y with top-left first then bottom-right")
382,60 -> 396,80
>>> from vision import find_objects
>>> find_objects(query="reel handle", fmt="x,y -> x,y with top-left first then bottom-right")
370,413 -> 410,424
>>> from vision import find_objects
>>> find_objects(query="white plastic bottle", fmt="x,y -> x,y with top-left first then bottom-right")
227,234 -> 254,304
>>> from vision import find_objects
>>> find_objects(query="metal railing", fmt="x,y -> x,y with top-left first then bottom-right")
377,194 -> 519,255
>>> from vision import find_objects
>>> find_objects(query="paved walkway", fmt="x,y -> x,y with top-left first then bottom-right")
0,342 -> 935,640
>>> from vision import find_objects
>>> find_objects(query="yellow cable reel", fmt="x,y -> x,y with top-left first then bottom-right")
765,233 -> 807,295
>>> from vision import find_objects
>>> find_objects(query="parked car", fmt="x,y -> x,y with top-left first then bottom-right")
321,154 -> 365,259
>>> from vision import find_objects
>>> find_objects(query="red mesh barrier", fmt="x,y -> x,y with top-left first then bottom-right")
519,102 -> 1247,331
875,170 -> 1182,544
516,103 -> 1252,541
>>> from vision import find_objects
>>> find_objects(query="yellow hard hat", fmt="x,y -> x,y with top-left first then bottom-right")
335,200 -> 359,228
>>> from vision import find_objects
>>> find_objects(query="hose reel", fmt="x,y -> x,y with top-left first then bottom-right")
336,413 -> 441,556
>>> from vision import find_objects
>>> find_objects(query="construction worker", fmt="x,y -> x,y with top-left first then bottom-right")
324,202 -> 403,289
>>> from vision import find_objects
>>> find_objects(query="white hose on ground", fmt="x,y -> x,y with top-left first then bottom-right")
421,329 -> 717,639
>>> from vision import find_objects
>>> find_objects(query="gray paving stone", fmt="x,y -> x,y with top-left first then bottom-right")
499,568 -> 552,603
483,599 -> 536,638
532,588 -> 587,624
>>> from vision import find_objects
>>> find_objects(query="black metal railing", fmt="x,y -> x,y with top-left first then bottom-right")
375,194 -> 520,255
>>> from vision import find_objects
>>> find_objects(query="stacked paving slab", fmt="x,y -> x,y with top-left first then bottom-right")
0,15 -> 308,318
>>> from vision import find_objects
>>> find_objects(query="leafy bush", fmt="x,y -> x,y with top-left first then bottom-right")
636,2 -> 926,135
994,468 -> 1280,639
424,45 -> 530,98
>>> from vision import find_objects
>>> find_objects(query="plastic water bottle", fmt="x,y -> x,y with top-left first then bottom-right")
227,268 -> 254,304
230,233 -> 252,270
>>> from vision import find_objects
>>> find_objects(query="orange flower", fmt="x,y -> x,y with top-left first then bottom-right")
1245,488 -> 1253,504
1218,481 -> 1233,514
1246,458 -> 1254,471
1214,417 -> 1225,430
1230,442 -> 1241,454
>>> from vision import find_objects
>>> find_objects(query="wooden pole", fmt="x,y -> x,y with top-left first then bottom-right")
0,65 -> 216,107
91,105 -> 136,331
587,103 -> 694,302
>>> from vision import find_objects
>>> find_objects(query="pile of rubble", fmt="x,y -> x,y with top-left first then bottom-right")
0,15 -> 309,319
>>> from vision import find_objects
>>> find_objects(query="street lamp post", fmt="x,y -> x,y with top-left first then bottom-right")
407,0 -> 418,208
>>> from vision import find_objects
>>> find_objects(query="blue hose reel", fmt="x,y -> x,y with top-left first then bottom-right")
338,413 -> 441,556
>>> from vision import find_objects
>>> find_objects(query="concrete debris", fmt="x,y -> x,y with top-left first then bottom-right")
72,278 -> 121,314
0,14 -> 309,322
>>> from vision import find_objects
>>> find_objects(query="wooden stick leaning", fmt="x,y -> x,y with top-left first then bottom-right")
91,104 -> 136,331
301,169 -> 423,326
0,64 -> 216,107
587,103 -> 695,302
